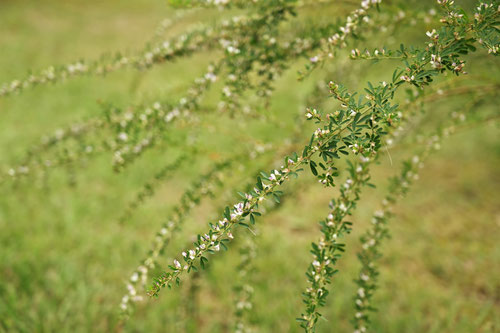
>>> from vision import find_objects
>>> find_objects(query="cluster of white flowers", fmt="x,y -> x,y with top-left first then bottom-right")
426,28 -> 438,39
300,157 -> 374,328
306,0 -> 381,67
113,136 -> 152,166
400,74 -> 415,82
430,54 -> 443,69
474,1 -> 498,47
352,100 -> 479,330
110,64 -> 219,169
119,163 -> 229,315
0,24 -> 216,97
305,108 -> 318,119
120,141 -> 278,315
150,146 -> 322,297
67,62 -> 88,75
3,0 -> 494,329
233,235 -> 257,333
220,38 -> 241,54
120,265 -> 148,312
205,0 -> 230,6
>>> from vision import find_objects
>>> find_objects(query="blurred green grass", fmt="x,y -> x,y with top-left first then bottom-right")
0,0 -> 499,332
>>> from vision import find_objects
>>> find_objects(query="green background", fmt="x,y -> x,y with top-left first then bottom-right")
0,0 -> 499,332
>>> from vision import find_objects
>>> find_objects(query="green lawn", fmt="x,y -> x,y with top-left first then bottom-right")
0,1 -> 499,332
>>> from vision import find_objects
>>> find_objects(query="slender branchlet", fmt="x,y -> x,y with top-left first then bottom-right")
120,159 -> 231,316
350,96 -> 499,333
1,0 -> 391,183
146,0 -> 496,319
110,62 -> 220,171
0,63 -> 220,184
298,3 -> 500,329
120,141 -> 275,318
0,0 -> 290,100
297,79 -> 425,331
147,71 -> 406,297
302,0 -> 382,78
233,234 -> 257,333
0,24 -> 220,99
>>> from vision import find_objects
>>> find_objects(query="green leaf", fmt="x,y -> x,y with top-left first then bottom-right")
310,161 -> 318,176
200,256 -> 208,269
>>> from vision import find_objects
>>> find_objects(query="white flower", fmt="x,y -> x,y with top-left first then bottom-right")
132,295 -> 143,302
173,259 -> 181,269
227,46 -> 240,54
430,54 -> 442,69
233,202 -> 244,216
118,132 -> 128,142
222,86 -> 232,97
360,156 -> 370,163
127,284 -> 136,296
189,250 -> 196,259
205,72 -> 217,82
426,29 -> 437,38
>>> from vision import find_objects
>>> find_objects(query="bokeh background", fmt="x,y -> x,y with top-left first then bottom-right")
0,0 -> 499,332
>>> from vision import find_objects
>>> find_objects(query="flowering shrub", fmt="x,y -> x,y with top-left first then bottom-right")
1,0 -> 499,332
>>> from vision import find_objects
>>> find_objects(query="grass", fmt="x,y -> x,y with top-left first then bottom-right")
0,0 -> 499,332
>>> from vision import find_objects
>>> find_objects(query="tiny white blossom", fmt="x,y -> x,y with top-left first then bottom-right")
189,249 -> 196,259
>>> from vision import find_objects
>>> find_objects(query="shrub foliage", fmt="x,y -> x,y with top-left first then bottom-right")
1,0 -> 499,332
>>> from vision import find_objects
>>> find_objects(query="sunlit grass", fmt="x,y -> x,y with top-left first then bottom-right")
0,1 -> 499,332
